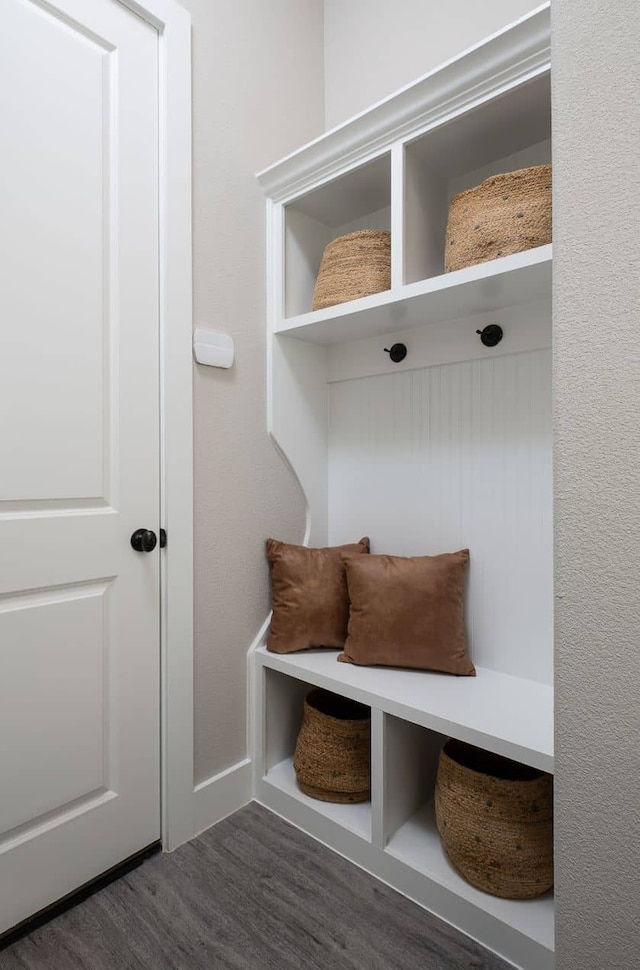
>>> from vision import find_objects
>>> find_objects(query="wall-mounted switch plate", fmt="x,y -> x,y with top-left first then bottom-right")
193,328 -> 234,368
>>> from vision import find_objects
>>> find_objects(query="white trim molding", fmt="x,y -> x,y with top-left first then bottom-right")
119,0 -> 194,851
191,615 -> 273,839
257,3 -> 550,203
193,761 -> 253,838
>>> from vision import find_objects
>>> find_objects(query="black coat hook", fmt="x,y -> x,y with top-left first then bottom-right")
384,343 -> 407,363
476,324 -> 503,348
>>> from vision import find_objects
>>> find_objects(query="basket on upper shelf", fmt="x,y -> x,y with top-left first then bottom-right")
312,228 -> 391,311
444,163 -> 552,273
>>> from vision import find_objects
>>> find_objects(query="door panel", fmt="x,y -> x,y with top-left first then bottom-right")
1,0 -> 112,503
0,0 -> 161,933
0,583 -> 109,834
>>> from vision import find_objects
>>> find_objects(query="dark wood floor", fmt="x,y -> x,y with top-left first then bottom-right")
0,802 -> 510,969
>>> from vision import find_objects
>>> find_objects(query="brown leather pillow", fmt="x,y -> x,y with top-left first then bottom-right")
339,549 -> 475,676
266,537 -> 370,654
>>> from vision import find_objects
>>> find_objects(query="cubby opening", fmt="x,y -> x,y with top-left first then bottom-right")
262,667 -> 372,839
263,667 -> 309,775
382,716 -> 554,950
380,716 -> 445,848
284,153 -> 391,318
403,72 -> 551,284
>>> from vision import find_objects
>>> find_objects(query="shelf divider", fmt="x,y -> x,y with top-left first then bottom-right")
390,143 -> 405,290
370,708 -> 385,849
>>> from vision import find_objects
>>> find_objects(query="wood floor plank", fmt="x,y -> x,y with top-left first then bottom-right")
0,803 -> 511,970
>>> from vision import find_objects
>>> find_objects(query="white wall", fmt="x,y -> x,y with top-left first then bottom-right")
324,0 -> 542,128
328,351 -> 553,685
178,0 -> 324,784
552,0 -> 640,965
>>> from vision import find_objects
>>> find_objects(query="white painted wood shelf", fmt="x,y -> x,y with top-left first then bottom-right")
264,756 -> 372,840
254,651 -> 554,970
257,646 -> 553,773
254,5 -> 554,968
275,245 -> 552,345
262,755 -> 553,949
386,802 -> 554,952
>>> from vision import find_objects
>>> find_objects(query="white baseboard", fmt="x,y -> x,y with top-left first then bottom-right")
192,758 -> 252,837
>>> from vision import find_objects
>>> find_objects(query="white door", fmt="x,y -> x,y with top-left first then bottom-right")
0,0 -> 161,934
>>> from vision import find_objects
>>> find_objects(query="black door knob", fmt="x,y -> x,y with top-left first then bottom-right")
131,528 -> 157,553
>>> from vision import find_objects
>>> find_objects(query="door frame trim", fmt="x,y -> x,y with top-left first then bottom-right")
119,0 -> 194,850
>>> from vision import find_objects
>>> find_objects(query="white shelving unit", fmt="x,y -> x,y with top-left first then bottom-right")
257,646 -> 552,772
252,6 -> 553,970
276,244 -> 551,344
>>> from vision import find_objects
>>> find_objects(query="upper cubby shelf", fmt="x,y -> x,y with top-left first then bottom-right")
283,153 -> 391,320
259,5 -> 552,345
275,243 -> 551,345
402,73 -> 550,286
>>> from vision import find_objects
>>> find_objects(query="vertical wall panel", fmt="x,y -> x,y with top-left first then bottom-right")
553,1 -> 640,964
186,0 -> 324,783
328,349 -> 552,684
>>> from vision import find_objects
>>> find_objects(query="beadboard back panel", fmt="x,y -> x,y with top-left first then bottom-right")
328,348 -> 552,684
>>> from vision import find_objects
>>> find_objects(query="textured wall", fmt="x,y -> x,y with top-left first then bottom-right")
179,0 -> 324,784
552,0 -> 640,966
323,0 -> 540,128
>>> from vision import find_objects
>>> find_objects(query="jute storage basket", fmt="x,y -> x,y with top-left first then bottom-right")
312,229 -> 391,310
293,688 -> 371,803
444,163 -> 552,273
435,739 -> 553,899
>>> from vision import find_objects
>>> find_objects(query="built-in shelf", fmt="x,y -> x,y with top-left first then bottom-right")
275,245 -> 552,345
260,727 -> 554,952
256,6 -> 554,967
386,801 -> 554,951
255,656 -> 554,969
264,756 -> 372,841
256,646 -> 553,774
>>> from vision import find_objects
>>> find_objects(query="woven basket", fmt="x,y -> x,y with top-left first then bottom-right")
293,688 -> 371,803
435,739 -> 553,899
312,229 -> 391,311
444,163 -> 552,273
